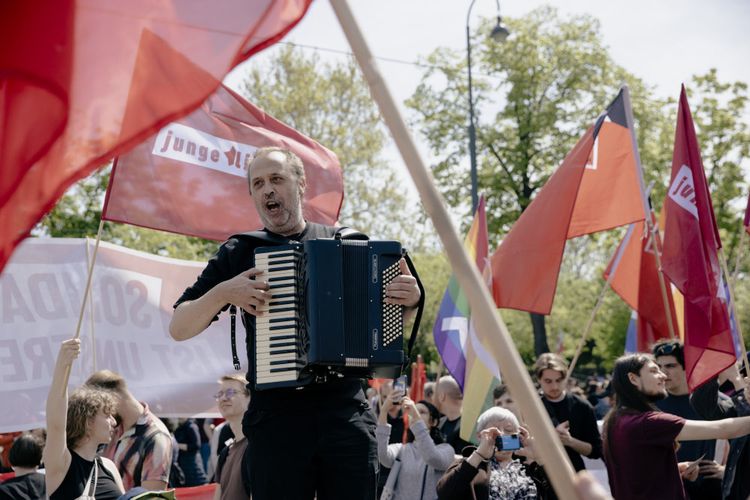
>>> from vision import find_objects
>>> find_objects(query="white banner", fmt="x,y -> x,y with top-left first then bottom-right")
0,238 -> 242,433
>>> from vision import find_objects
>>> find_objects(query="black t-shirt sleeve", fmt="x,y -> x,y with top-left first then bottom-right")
173,239 -> 242,321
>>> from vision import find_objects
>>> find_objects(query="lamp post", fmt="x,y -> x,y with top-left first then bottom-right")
466,0 -> 509,213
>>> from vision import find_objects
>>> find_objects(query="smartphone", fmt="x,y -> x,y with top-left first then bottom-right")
495,434 -> 521,451
393,375 -> 407,394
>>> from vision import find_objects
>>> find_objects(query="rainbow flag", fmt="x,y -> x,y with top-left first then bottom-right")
432,197 -> 501,442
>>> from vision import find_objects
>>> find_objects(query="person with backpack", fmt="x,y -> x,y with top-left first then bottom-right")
213,374 -> 252,499
85,370 -> 173,491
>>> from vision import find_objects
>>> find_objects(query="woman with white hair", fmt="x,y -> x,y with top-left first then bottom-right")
436,407 -> 549,500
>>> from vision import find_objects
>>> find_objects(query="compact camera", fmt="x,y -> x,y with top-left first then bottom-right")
495,434 -> 521,451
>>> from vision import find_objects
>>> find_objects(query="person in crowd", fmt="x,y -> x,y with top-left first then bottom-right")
434,376 -> 472,455
493,384 -> 522,422
174,419 -> 207,487
652,339 -> 723,499
423,382 -> 436,407
534,353 -> 602,472
691,359 -> 750,500
603,353 -> 750,499
0,434 -> 46,500
437,406 -> 549,500
376,389 -> 454,500
206,419 -> 233,482
44,339 -> 124,499
213,374 -> 252,500
170,147 -> 421,499
85,370 -> 173,491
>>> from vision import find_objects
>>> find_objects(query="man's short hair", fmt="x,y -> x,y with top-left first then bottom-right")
219,374 -> 250,395
493,384 -> 509,400
652,339 -> 685,369
436,376 -> 463,401
534,352 -> 569,379
9,434 -> 43,468
85,369 -> 127,394
246,147 -> 306,184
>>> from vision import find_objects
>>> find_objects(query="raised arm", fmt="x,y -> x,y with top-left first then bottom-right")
402,399 -> 455,469
43,339 -> 80,495
677,415 -> 750,442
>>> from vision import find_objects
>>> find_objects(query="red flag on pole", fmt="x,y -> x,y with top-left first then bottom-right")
103,85 -> 344,240
491,88 -> 646,314
661,86 -> 735,391
0,0 -> 312,273
604,220 -> 677,352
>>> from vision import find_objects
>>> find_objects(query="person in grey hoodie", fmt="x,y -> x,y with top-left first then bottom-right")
376,390 -> 455,500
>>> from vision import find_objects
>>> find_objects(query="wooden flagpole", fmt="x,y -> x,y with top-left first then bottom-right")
718,248 -> 750,376
731,229 -> 748,286
329,1 -> 578,497
621,86 -> 677,340
62,219 -> 105,386
567,276 -> 613,380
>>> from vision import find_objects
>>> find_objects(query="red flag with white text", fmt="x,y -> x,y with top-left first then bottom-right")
103,85 -> 343,240
661,86 -> 735,391
0,0 -> 312,272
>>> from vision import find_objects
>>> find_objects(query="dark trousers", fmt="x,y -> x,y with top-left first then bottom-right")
243,402 -> 378,500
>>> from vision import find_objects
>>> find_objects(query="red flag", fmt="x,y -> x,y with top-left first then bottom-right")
0,0 -> 312,272
103,85 -> 343,239
661,86 -> 735,391
604,220 -> 677,351
492,88 -> 646,314
409,355 -> 427,403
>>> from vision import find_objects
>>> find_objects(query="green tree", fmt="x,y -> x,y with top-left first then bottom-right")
407,6 -> 668,356
241,46 -> 417,242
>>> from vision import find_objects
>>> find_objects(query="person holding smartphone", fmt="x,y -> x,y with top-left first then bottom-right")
376,389 -> 454,500
437,407 -> 550,500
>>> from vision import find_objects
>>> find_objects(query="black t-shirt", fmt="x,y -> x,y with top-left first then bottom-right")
542,393 -> 603,472
0,472 -> 45,500
49,452 -> 120,500
656,394 -> 716,462
174,222 -> 367,410
439,416 -> 472,455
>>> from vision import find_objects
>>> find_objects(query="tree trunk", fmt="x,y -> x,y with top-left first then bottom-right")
530,312 -> 549,356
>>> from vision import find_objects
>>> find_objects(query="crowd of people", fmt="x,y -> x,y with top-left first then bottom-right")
2,148 -> 750,499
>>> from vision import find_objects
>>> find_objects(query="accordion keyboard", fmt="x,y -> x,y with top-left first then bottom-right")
254,247 -> 304,386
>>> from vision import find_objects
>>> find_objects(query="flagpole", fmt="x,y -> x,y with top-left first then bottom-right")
731,230 -> 747,285
567,275 -> 612,379
621,85 -> 677,339
63,219 -> 105,388
329,1 -> 578,497
718,248 -> 750,375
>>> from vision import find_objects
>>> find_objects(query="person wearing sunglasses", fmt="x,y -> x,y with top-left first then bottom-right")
212,374 -> 252,500
652,339 -> 723,499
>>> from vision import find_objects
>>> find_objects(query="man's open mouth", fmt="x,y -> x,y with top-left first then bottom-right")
265,200 -> 281,212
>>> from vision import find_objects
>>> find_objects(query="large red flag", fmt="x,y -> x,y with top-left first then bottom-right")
492,88 -> 646,314
661,86 -> 735,391
103,85 -> 343,240
0,0 -> 312,273
604,220 -> 677,352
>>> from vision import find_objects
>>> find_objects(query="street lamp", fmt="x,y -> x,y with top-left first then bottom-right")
466,0 -> 509,213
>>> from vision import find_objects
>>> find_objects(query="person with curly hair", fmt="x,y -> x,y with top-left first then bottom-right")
44,339 -> 125,499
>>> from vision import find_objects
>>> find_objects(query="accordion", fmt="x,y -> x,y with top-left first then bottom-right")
252,238 -> 408,390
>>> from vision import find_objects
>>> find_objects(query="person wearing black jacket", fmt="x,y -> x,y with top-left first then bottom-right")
691,362 -> 750,500
534,353 -> 602,472
170,147 -> 422,499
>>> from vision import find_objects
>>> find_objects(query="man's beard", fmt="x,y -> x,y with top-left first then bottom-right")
644,389 -> 667,402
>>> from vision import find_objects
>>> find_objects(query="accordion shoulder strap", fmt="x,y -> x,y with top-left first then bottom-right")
401,250 -> 424,371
